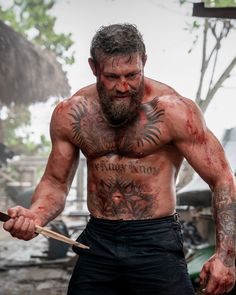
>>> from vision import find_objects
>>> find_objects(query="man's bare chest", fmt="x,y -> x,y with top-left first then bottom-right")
68,97 -> 170,157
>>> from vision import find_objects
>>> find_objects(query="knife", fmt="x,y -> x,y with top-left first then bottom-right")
0,211 -> 89,249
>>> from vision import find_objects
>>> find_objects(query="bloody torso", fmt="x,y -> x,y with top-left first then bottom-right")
62,78 -> 184,220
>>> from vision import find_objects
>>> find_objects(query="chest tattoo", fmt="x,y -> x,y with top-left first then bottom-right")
91,178 -> 154,219
122,98 -> 165,151
69,98 -> 88,146
69,98 -> 115,153
68,97 -> 165,154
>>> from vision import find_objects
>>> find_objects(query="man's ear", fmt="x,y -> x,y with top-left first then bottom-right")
88,58 -> 97,76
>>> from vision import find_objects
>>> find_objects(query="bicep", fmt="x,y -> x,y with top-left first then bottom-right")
176,128 -> 232,187
168,97 -> 233,187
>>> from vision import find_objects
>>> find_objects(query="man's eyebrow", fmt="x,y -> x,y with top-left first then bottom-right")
126,70 -> 141,75
103,72 -> 119,76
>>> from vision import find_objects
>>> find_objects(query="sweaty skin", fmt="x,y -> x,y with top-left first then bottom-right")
4,54 -> 236,295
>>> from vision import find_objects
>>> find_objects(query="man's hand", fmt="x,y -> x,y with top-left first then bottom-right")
3,206 -> 42,241
199,254 -> 235,295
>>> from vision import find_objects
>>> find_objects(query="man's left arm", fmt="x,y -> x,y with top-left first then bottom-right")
171,98 -> 236,295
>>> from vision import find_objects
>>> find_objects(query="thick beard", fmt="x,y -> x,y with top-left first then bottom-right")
97,79 -> 144,127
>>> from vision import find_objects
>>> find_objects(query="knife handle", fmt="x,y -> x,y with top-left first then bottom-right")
35,225 -> 89,249
0,211 -> 89,249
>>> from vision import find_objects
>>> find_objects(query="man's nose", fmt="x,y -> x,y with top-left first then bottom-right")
116,78 -> 130,92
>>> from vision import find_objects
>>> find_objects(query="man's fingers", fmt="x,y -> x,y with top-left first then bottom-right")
199,263 -> 210,285
3,218 -> 15,231
203,271 -> 235,295
8,206 -> 27,218
204,282 -> 219,295
200,255 -> 236,295
21,219 -> 36,240
7,206 -> 19,218
204,279 -> 219,295
3,209 -> 37,240
29,219 -> 37,235
21,217 -> 30,232
10,216 -> 25,237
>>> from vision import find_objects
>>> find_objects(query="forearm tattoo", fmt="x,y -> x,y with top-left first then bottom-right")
213,186 -> 236,267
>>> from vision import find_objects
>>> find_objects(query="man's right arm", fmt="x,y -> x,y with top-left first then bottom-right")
3,101 -> 80,240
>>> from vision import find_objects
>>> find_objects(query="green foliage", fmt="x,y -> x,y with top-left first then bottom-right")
0,0 -> 75,65
204,0 -> 236,7
2,104 -> 51,156
179,0 -> 236,6
179,0 -> 188,4
2,105 -> 31,149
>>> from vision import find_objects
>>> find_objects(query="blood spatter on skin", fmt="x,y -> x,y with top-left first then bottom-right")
186,120 -> 198,136
145,84 -> 152,97
37,206 -> 45,210
122,81 -> 129,91
186,119 -> 207,145
55,100 -> 73,113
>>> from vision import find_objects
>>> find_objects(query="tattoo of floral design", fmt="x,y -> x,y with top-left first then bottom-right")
68,98 -> 115,153
213,186 -> 236,267
124,97 -> 164,151
69,98 -> 89,144
92,178 -> 154,219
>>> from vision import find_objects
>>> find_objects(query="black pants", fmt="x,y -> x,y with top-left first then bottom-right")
67,214 -> 195,295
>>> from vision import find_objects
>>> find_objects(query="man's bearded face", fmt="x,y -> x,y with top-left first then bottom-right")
96,54 -> 145,127
97,77 -> 144,126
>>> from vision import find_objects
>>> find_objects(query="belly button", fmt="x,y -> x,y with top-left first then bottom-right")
112,194 -> 123,205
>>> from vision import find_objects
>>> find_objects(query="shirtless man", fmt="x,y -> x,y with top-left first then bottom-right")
3,24 -> 236,295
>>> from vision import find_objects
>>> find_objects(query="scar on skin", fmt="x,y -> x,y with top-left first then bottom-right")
37,206 -> 45,210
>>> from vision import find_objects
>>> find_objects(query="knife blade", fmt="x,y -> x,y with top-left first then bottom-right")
0,211 -> 89,249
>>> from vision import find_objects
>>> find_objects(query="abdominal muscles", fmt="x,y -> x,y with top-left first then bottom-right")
86,156 -> 176,220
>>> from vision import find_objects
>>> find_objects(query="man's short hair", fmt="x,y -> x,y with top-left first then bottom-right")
90,23 -> 146,64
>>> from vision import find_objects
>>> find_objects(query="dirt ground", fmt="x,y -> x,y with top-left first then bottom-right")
0,224 -> 77,295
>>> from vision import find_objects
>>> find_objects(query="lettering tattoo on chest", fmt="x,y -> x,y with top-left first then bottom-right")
92,161 -> 159,176
90,177 -> 154,219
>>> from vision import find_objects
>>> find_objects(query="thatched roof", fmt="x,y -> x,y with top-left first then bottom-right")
0,20 -> 71,106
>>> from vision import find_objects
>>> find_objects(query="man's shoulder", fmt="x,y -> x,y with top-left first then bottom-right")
159,94 -> 196,108
72,83 -> 97,97
54,84 -> 98,111
144,77 -> 177,97
161,95 -> 205,141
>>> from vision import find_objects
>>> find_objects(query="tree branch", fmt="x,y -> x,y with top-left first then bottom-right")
199,56 -> 236,112
195,19 -> 209,104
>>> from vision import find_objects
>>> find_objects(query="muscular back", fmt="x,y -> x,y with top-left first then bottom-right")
52,78 -> 200,220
